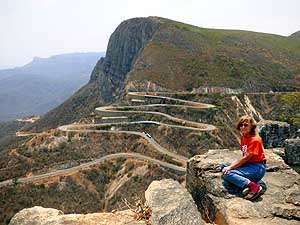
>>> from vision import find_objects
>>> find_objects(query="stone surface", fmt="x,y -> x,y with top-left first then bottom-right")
285,138 -> 300,165
258,120 -> 290,148
145,179 -> 206,225
95,17 -> 160,102
187,149 -> 300,225
9,206 -> 146,225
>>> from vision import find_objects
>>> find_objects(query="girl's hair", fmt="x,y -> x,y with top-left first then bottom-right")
236,115 -> 257,135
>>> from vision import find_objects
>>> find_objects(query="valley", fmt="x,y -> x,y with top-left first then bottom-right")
1,16 -> 300,224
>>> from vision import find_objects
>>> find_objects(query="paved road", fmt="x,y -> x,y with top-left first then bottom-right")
2,92 -> 215,187
0,153 -> 185,187
59,124 -> 188,163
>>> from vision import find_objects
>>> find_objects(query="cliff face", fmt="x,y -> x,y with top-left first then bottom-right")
258,120 -> 290,148
284,138 -> 300,165
92,17 -> 161,102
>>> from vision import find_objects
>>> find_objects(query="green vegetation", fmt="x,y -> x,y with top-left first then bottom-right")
128,18 -> 300,93
279,93 -> 300,125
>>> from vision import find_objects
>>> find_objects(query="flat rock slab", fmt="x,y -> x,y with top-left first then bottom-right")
9,206 -> 146,225
145,179 -> 206,225
187,149 -> 300,225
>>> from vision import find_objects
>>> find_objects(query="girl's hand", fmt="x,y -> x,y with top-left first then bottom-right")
222,166 -> 231,174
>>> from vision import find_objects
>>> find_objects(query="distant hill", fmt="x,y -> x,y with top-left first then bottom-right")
0,52 -> 105,122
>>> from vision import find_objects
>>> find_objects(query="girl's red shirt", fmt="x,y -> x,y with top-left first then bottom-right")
240,134 -> 266,162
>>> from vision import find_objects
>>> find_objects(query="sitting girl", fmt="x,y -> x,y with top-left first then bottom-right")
221,115 -> 266,200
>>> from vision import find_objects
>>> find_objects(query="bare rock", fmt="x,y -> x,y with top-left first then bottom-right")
258,120 -> 290,148
284,138 -> 300,165
145,179 -> 206,225
187,149 -> 300,225
9,206 -> 145,225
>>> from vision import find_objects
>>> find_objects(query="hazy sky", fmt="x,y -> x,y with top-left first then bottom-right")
1,0 -> 299,69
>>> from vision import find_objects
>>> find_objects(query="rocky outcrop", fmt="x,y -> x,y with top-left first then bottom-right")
9,206 -> 146,225
284,138 -> 300,165
145,179 -> 205,225
258,120 -> 290,148
96,17 -> 161,102
187,149 -> 300,225
9,179 -> 205,225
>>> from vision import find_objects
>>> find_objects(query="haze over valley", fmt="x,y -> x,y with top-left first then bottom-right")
0,52 -> 105,122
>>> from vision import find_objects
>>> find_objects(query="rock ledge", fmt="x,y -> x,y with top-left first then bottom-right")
187,148 -> 300,225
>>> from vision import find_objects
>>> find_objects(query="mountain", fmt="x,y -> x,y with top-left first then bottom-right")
1,17 -> 300,224
28,17 -> 300,131
0,52 -> 105,122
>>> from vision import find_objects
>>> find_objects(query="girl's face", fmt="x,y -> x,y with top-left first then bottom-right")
240,122 -> 251,135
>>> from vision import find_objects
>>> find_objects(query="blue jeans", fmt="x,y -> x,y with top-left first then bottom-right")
221,161 -> 266,189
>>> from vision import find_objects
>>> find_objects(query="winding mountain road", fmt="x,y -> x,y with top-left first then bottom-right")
1,92 -> 216,187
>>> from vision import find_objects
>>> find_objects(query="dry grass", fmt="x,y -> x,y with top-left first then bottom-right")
123,198 -> 152,224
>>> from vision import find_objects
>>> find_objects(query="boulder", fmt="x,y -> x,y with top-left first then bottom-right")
258,120 -> 290,148
9,206 -> 146,225
187,149 -> 300,225
284,138 -> 300,165
145,179 -> 206,225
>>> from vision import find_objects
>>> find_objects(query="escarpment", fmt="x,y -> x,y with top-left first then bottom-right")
93,17 -> 161,102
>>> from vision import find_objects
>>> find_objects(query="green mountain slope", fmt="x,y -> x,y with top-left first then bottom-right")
127,17 -> 300,92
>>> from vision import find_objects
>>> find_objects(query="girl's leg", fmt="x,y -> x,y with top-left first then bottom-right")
220,162 -> 231,170
222,168 -> 250,189
221,162 -> 266,189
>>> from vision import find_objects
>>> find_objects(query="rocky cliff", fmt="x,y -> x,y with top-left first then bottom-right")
9,179 -> 205,225
91,17 -> 161,102
284,138 -> 300,165
187,149 -> 300,225
258,120 -> 290,148
9,149 -> 300,225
